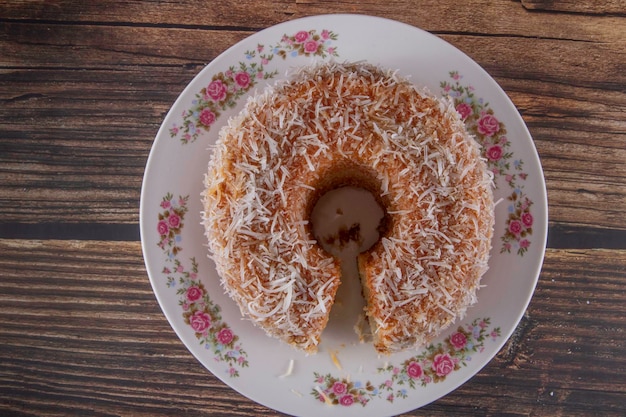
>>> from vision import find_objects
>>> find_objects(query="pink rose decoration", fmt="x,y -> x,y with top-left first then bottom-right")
186,286 -> 203,302
432,353 -> 455,377
477,114 -> 500,136
455,102 -> 473,120
217,327 -> 234,345
522,212 -> 534,227
199,109 -> 216,126
520,239 -> 530,248
206,80 -> 227,102
189,311 -> 211,333
339,395 -> 354,406
509,219 -> 523,235
486,145 -> 503,161
294,30 -> 309,42
321,29 -> 330,40
303,40 -> 319,54
234,71 -> 251,89
450,332 -> 468,350
157,220 -> 169,235
168,213 -> 180,228
332,381 -> 347,395
406,361 -> 423,379
160,200 -> 171,209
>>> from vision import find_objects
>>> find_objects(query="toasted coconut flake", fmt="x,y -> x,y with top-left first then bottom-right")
278,359 -> 295,378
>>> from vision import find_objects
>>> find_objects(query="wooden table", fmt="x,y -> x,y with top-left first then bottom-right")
1,1 -> 625,415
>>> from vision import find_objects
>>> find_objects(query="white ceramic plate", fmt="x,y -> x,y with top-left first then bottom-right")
140,14 -> 547,416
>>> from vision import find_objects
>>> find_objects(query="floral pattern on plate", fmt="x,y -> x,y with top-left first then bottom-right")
169,28 -> 339,144
311,318 -> 501,407
157,193 -> 249,377
442,72 -> 535,256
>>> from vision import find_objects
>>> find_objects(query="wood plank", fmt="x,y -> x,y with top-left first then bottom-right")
0,0 -> 296,28
2,13 -> 624,72
0,239 -> 273,416
0,63 -> 187,223
1,0 -> 624,42
0,22 -> 250,68
0,240 -> 624,416
1,5 -> 625,229
548,224 -> 626,249
2,31 -> 624,227
520,0 -> 626,15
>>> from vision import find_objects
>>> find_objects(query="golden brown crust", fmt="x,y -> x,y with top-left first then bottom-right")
202,62 -> 494,353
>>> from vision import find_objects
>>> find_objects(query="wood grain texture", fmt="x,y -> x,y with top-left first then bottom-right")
1,1 -> 625,416
0,240 -> 624,416
520,0 -> 626,15
2,1 -> 625,37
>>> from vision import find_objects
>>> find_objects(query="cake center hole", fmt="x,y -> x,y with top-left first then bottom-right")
310,186 -> 386,258
310,186 -> 386,345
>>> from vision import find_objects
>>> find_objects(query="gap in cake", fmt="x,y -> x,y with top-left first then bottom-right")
310,186 -> 386,258
309,186 -> 387,345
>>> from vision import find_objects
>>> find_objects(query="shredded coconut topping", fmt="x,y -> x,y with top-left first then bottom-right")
202,62 -> 494,354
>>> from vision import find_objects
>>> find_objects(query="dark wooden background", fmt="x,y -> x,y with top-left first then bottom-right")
1,1 -> 625,416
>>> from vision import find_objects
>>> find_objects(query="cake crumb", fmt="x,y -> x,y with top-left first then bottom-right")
330,350 -> 342,370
